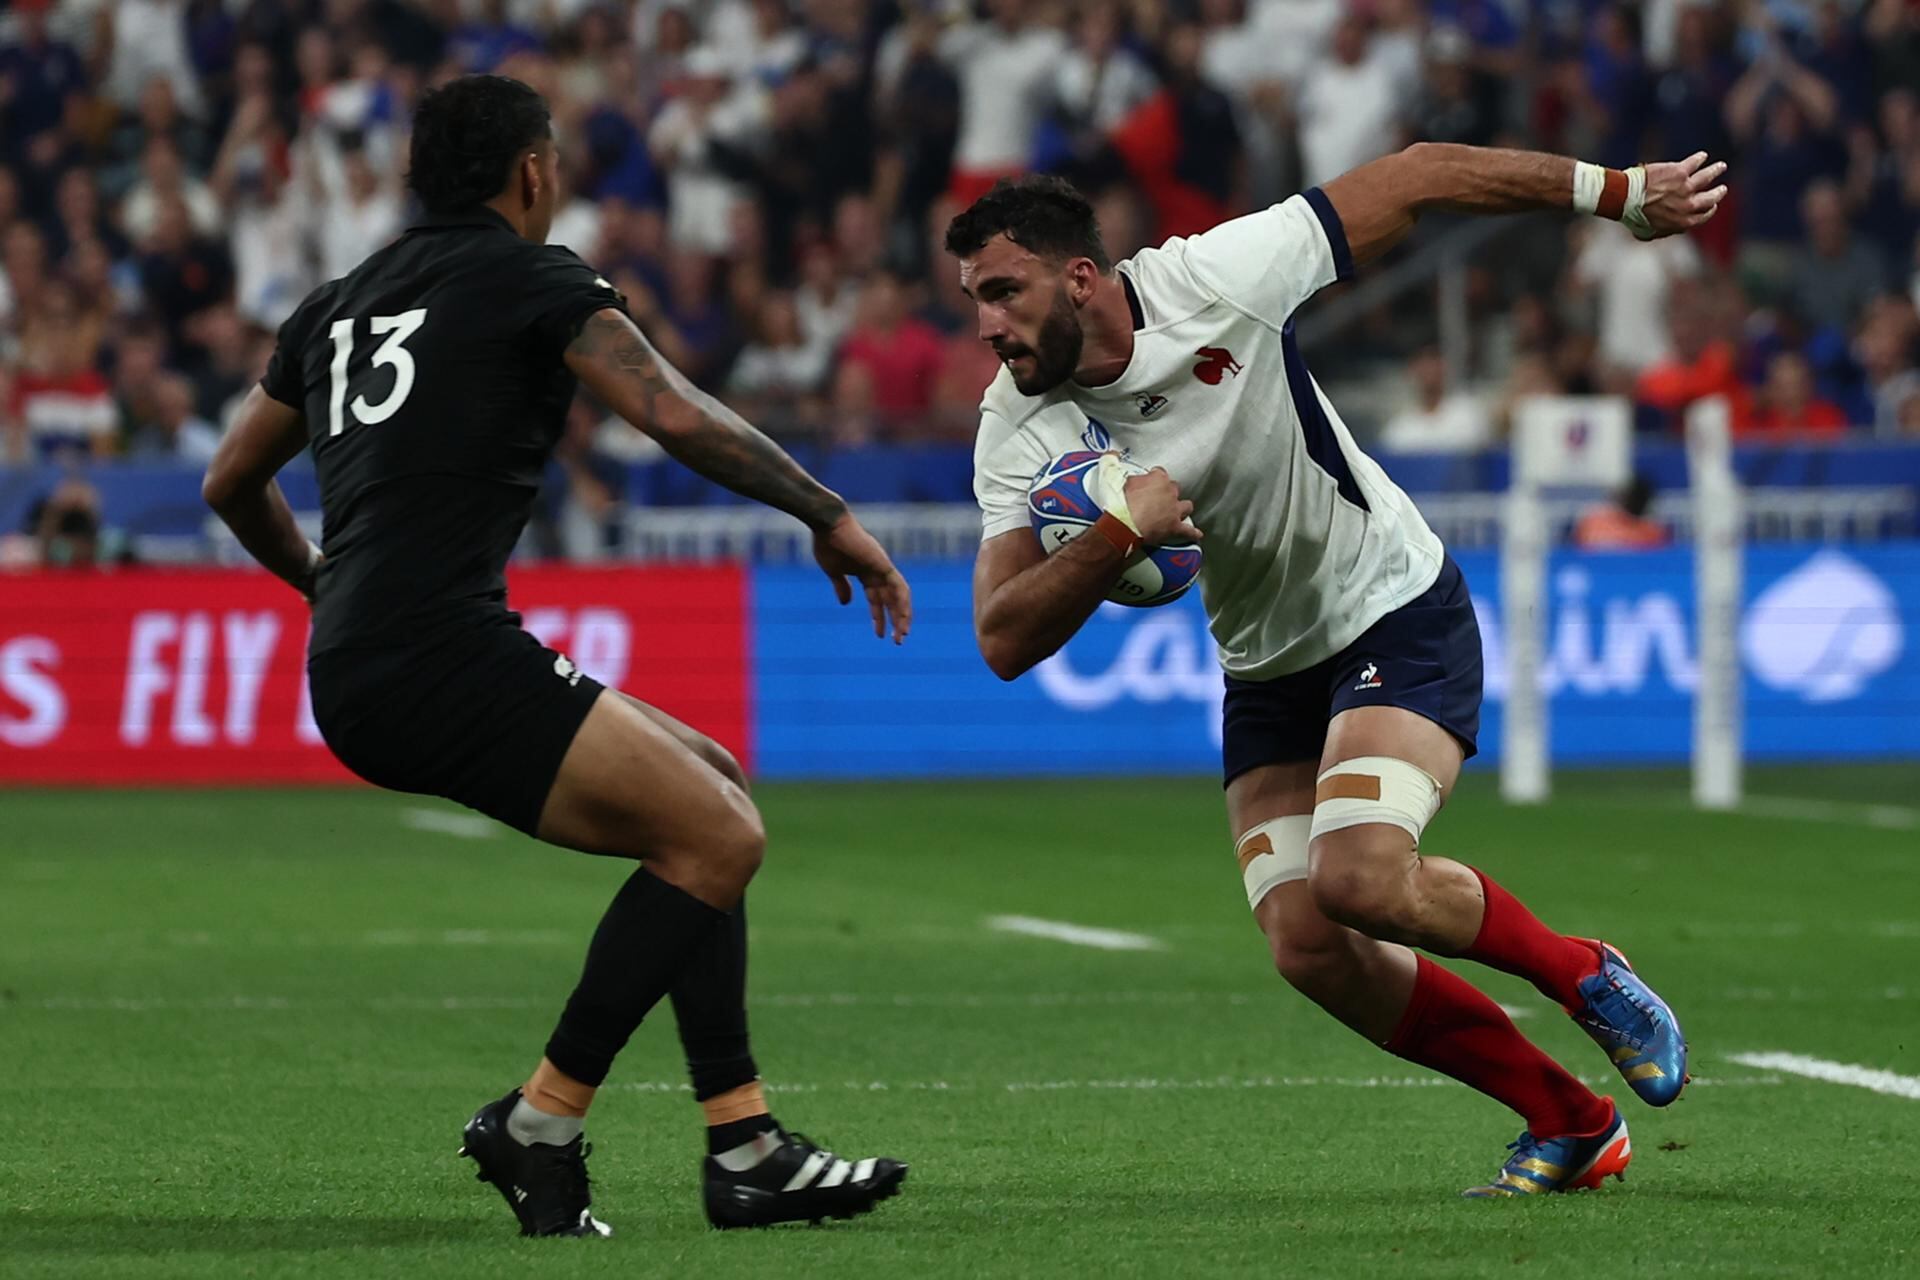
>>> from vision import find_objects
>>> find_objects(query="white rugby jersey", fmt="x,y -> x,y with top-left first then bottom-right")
973,189 -> 1446,680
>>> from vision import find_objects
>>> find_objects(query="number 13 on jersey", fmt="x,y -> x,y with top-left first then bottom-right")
327,309 -> 428,436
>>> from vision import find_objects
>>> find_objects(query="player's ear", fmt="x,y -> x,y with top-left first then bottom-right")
1067,256 -> 1099,305
517,151 -> 541,210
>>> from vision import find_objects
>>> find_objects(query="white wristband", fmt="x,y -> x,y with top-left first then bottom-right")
1572,160 -> 1608,215
1621,166 -> 1652,240
305,540 -> 323,572
1574,160 -> 1652,238
1088,454 -> 1141,535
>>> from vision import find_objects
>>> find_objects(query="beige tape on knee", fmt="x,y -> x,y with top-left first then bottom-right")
1235,815 -> 1311,910
1308,756 -> 1442,846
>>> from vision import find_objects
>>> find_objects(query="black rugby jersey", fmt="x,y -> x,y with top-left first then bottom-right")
261,207 -> 625,654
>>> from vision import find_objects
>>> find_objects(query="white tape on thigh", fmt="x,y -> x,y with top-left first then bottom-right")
1309,757 -> 1442,845
1235,815 -> 1311,910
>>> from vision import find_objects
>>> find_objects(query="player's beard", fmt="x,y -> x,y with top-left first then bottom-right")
1004,285 -> 1084,396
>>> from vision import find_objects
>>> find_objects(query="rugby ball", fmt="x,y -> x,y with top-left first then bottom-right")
1027,450 -> 1202,607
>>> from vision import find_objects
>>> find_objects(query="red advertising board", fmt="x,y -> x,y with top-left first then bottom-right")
0,565 -> 748,785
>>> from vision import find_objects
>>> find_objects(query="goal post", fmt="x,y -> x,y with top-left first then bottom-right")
1687,396 -> 1743,809
1500,398 -> 1632,805
1499,395 -> 1744,809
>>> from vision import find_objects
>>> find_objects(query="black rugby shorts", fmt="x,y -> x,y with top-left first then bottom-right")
308,619 -> 605,835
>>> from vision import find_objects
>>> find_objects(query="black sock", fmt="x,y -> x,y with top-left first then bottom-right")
671,898 -> 761,1103
544,867 -> 728,1087
707,1113 -> 780,1155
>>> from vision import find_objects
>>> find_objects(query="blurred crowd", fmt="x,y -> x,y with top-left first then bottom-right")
1,0 -> 1919,482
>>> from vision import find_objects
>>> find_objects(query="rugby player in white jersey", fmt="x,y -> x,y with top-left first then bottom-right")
947,145 -> 1726,1197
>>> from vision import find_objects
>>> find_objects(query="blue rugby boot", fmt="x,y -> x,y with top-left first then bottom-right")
1461,1100 -> 1632,1198
1568,941 -> 1689,1107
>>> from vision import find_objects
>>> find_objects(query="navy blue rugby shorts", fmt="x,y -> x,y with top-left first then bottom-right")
1221,555 -> 1483,785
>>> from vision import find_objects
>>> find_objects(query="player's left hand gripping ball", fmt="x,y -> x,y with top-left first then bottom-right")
1028,451 -> 1202,607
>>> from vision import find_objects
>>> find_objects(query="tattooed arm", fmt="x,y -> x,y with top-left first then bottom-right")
565,307 -> 914,641
565,307 -> 846,530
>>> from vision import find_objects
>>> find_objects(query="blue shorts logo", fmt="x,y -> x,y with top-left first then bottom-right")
1082,416 -> 1112,452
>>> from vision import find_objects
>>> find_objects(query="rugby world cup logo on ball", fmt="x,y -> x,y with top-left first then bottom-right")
1027,450 -> 1203,607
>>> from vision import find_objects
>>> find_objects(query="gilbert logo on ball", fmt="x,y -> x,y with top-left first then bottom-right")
1027,451 -> 1202,608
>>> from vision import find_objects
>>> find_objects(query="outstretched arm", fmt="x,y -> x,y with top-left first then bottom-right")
1322,143 -> 1728,267
565,307 -> 911,641
566,307 -> 845,529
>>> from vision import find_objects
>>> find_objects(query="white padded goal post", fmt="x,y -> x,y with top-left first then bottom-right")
1498,396 -> 1743,808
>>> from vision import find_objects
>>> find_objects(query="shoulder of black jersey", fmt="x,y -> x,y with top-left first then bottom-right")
529,242 -> 614,280
277,276 -> 347,342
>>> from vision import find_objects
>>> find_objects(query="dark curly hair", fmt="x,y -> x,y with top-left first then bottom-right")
943,175 -> 1110,272
406,75 -> 552,215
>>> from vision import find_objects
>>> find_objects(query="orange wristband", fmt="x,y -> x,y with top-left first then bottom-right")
1093,512 -> 1142,557
1595,168 -> 1629,220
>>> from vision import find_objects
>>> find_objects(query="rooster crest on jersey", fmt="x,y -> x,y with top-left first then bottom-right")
1026,450 -> 1202,608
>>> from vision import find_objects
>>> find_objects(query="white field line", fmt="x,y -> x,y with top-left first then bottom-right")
20,990 -> 1255,1013
1496,1003 -> 1535,1019
359,928 -> 573,946
606,1074 -> 1783,1096
1736,796 -> 1920,831
985,915 -> 1166,952
400,808 -> 498,839
91,923 -> 1920,951
1726,1052 -> 1920,1101
18,986 -> 1918,1013
1590,792 -> 1920,832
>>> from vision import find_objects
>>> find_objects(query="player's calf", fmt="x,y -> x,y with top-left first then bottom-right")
1255,880 -> 1410,1044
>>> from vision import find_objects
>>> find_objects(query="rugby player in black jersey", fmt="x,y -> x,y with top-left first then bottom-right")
203,75 -> 911,1237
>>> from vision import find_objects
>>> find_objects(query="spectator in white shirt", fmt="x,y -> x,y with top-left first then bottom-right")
941,0 -> 1068,203
120,136 -> 222,243
318,132 -> 402,282
728,291 -> 831,429
1569,219 -> 1701,386
1053,3 -> 1159,137
648,45 -> 772,255
1379,347 -> 1493,452
710,0 -> 808,82
102,0 -> 203,118
794,239 -> 859,369
210,63 -> 308,329
1294,12 -> 1403,187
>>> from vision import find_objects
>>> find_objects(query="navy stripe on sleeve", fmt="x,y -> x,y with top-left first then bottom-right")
1302,186 -> 1354,283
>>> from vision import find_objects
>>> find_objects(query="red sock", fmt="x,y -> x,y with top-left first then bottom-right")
1387,956 -> 1612,1138
1460,868 -> 1602,1009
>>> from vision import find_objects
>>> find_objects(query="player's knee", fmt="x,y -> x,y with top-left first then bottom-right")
1255,886 -> 1369,1001
1306,835 -> 1412,936
708,801 -> 766,889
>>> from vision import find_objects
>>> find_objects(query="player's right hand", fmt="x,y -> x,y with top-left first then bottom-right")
1123,467 -> 1203,545
1637,152 -> 1727,239
813,512 -> 913,644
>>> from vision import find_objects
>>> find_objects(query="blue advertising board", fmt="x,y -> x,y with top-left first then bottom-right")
751,544 -> 1920,779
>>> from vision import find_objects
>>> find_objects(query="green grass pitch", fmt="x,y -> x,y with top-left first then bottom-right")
3,767 -> 1916,1278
